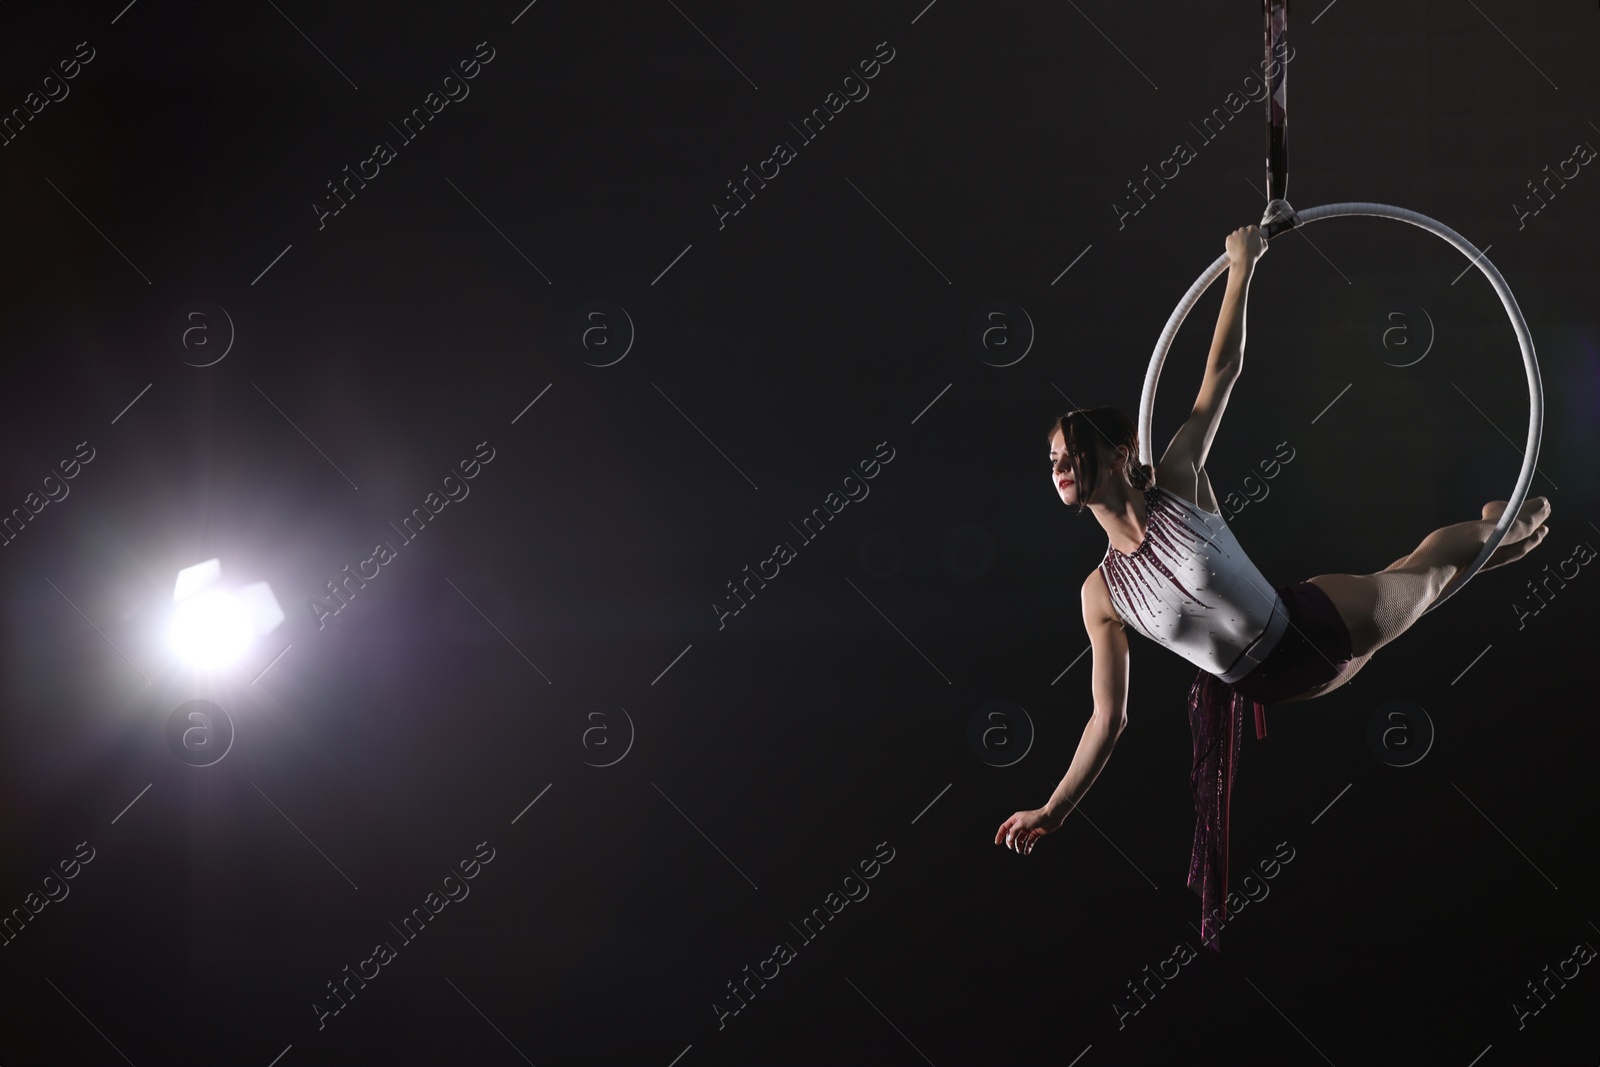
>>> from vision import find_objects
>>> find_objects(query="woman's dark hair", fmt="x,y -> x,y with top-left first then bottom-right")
1046,407 -> 1154,514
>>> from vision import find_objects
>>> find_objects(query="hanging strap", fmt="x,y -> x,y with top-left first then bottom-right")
1264,0 -> 1290,204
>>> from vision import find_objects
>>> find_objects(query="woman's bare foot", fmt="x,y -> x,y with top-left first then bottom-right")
1481,496 -> 1552,543
1481,523 -> 1549,571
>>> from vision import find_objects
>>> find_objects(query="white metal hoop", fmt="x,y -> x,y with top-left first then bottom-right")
1137,202 -> 1543,613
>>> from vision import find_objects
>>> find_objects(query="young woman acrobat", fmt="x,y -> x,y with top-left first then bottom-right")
995,224 -> 1551,950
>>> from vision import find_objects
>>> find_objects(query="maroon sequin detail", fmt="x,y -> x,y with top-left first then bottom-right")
1098,488 -> 1221,633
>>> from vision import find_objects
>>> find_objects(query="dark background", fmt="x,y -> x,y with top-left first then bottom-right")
1,1 -> 1596,1064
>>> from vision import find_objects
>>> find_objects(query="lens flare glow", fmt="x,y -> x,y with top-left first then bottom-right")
168,589 -> 254,668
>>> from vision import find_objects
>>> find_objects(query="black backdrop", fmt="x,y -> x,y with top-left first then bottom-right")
1,2 -> 1596,1064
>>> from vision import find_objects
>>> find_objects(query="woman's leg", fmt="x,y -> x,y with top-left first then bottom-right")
1385,502 -> 1548,573
1306,496 -> 1550,660
1388,502 -> 1548,572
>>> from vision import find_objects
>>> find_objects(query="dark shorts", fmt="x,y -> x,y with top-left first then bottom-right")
1229,580 -> 1354,705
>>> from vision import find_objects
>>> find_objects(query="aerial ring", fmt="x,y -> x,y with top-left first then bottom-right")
1137,203 -> 1543,613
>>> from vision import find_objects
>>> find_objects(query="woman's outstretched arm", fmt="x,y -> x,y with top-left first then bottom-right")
1206,226 -> 1266,378
1156,225 -> 1269,482
996,573 -> 1129,854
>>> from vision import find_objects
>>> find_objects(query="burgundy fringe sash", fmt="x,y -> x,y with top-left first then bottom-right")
1186,670 -> 1268,953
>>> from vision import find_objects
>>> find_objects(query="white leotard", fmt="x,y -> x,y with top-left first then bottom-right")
1097,485 -> 1288,683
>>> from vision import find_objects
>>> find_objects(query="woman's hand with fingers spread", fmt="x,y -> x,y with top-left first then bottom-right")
994,807 -> 1063,855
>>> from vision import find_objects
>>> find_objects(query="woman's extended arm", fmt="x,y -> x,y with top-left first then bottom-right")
1206,230 -> 1264,375
1155,225 -> 1269,483
996,574 -> 1130,854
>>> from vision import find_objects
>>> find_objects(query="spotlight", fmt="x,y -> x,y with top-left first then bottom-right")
167,559 -> 284,670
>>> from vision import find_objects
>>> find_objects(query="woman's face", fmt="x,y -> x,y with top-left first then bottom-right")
1049,429 -> 1079,505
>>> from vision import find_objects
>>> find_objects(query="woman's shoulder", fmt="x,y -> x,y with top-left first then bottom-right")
1081,566 -> 1125,627
1150,469 -> 1222,518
